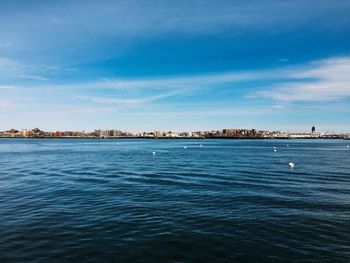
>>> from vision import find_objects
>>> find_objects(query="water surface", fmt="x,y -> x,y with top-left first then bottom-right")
0,139 -> 349,262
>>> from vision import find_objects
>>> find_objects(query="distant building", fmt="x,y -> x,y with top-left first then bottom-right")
109,130 -> 122,137
312,126 -> 316,133
94,130 -> 103,137
223,129 -> 238,136
154,131 -> 162,137
19,129 -> 31,137
8,129 -> 18,134
95,129 -> 108,138
32,128 -> 44,136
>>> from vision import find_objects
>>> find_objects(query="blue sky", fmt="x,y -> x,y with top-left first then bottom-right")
0,0 -> 350,132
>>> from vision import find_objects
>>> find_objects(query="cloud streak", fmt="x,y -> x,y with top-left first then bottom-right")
4,56 -> 350,104
19,75 -> 49,81
75,90 -> 191,107
19,56 -> 350,104
259,56 -> 350,101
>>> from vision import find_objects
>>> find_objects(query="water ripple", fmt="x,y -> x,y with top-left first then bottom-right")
0,139 -> 350,262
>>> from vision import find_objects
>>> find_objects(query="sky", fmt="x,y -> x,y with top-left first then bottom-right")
0,0 -> 350,133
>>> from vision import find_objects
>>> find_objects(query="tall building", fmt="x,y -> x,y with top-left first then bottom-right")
95,129 -> 109,138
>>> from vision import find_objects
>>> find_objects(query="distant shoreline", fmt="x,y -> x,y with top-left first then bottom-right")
0,136 -> 348,140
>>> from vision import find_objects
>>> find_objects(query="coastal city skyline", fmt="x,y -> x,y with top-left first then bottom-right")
1,1 -> 350,132
1,126 -> 349,139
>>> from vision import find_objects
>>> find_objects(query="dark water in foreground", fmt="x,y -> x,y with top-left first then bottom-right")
0,139 -> 349,262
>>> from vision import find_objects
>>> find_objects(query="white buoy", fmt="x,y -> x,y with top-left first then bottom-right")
347,145 -> 349,148
200,144 -> 203,148
286,144 -> 289,147
152,151 -> 156,155
273,146 -> 276,149
288,162 -> 295,168
274,149 -> 277,152
184,146 -> 187,149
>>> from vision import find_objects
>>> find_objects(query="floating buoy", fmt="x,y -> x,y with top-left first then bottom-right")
288,162 -> 295,168
152,152 -> 156,155
184,146 -> 187,149
286,144 -> 289,147
347,145 -> 349,148
200,144 -> 203,147
274,149 -> 277,152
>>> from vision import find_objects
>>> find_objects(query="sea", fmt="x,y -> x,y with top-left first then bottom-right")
0,138 -> 349,262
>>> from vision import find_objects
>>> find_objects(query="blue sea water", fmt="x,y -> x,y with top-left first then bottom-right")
0,138 -> 349,262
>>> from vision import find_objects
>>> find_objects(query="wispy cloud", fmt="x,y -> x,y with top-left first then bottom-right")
98,71 -> 273,90
75,90 -> 189,107
76,96 -> 142,106
258,56 -> 350,102
4,57 -> 350,107
35,70 -> 275,94
20,56 -> 349,105
5,56 -> 350,104
19,74 -> 49,81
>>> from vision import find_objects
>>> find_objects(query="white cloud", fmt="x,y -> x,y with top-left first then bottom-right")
75,90 -> 189,107
34,56 -> 350,104
2,55 -> 350,123
76,96 -> 142,106
37,70 -> 275,94
19,75 -> 49,81
100,71 -> 270,90
0,57 -> 54,82
258,56 -> 350,102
